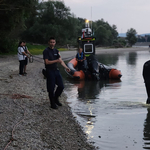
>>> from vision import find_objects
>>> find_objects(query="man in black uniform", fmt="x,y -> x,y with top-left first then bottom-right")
43,37 -> 70,109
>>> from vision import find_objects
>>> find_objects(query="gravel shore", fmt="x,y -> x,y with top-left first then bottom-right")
0,55 -> 96,150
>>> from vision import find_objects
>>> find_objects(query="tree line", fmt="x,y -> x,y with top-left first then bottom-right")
0,0 -> 137,53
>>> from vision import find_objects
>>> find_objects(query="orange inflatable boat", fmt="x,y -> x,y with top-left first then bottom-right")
66,55 -> 122,80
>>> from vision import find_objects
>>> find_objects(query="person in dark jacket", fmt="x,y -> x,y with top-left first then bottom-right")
43,37 -> 70,109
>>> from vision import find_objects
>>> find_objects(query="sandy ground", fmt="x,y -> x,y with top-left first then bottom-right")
0,47 -> 148,150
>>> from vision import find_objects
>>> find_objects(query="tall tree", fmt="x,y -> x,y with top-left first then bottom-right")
126,28 -> 137,46
0,0 -> 38,53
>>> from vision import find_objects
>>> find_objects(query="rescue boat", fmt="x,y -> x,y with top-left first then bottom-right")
65,19 -> 122,80
66,55 -> 122,80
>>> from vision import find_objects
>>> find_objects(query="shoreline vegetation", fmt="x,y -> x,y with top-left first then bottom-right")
0,42 -> 139,56
0,43 -> 70,56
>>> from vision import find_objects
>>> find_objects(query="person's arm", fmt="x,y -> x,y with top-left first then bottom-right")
20,47 -> 29,57
59,58 -> 70,72
43,49 -> 61,65
25,46 -> 32,55
76,53 -> 80,61
27,50 -> 32,56
22,51 -> 27,56
81,54 -> 86,62
44,59 -> 61,65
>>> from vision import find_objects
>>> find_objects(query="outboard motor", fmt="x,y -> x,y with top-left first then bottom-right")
87,55 -> 100,80
143,60 -> 150,104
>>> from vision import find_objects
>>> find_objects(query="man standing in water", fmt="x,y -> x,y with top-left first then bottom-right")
43,37 -> 70,109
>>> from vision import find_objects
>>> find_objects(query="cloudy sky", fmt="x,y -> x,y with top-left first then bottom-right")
63,0 -> 150,34
43,0 -> 150,34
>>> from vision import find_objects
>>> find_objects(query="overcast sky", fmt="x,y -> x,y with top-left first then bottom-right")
44,0 -> 150,34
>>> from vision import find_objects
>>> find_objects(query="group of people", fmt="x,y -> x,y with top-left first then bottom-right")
17,41 -> 32,76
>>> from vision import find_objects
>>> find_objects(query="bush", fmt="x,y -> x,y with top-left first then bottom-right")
0,38 -> 17,54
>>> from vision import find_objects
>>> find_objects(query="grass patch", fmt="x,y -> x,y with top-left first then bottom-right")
27,44 -> 69,55
26,43 -> 46,55
0,43 -> 70,56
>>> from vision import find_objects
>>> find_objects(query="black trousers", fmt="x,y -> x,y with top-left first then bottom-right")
19,60 -> 25,75
78,61 -> 84,71
24,57 -> 28,65
46,69 -> 64,100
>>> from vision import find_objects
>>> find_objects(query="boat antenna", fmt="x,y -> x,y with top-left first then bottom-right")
91,6 -> 92,35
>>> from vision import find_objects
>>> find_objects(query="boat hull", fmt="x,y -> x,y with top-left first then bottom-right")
66,56 -> 122,80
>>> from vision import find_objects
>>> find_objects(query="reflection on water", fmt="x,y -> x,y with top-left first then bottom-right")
60,50 -> 150,149
95,53 -> 119,65
126,52 -> 137,65
77,80 -> 121,100
66,79 -> 121,141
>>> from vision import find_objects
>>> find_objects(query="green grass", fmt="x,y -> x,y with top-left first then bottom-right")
26,43 -> 46,55
27,43 -> 69,55
0,43 -> 70,56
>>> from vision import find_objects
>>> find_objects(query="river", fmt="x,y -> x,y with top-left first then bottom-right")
60,50 -> 150,150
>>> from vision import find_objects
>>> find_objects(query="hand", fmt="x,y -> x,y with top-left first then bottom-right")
57,59 -> 62,63
66,67 -> 70,72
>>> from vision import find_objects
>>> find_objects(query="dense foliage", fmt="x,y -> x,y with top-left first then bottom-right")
0,0 -> 38,53
22,1 -> 119,46
0,0 -> 119,53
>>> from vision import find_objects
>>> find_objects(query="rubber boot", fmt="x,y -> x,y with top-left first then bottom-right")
54,96 -> 62,106
50,98 -> 58,109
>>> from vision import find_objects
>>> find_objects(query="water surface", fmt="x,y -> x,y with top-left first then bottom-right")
60,50 -> 150,150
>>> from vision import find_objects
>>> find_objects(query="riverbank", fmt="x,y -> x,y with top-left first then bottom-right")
0,47 -> 149,150
0,55 -> 96,150
95,47 -> 150,54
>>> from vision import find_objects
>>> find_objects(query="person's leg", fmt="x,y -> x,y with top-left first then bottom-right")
24,65 -> 27,73
145,82 -> 150,104
47,70 -> 57,109
19,60 -> 24,75
55,70 -> 64,106
19,61 -> 21,74
24,57 -> 28,74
